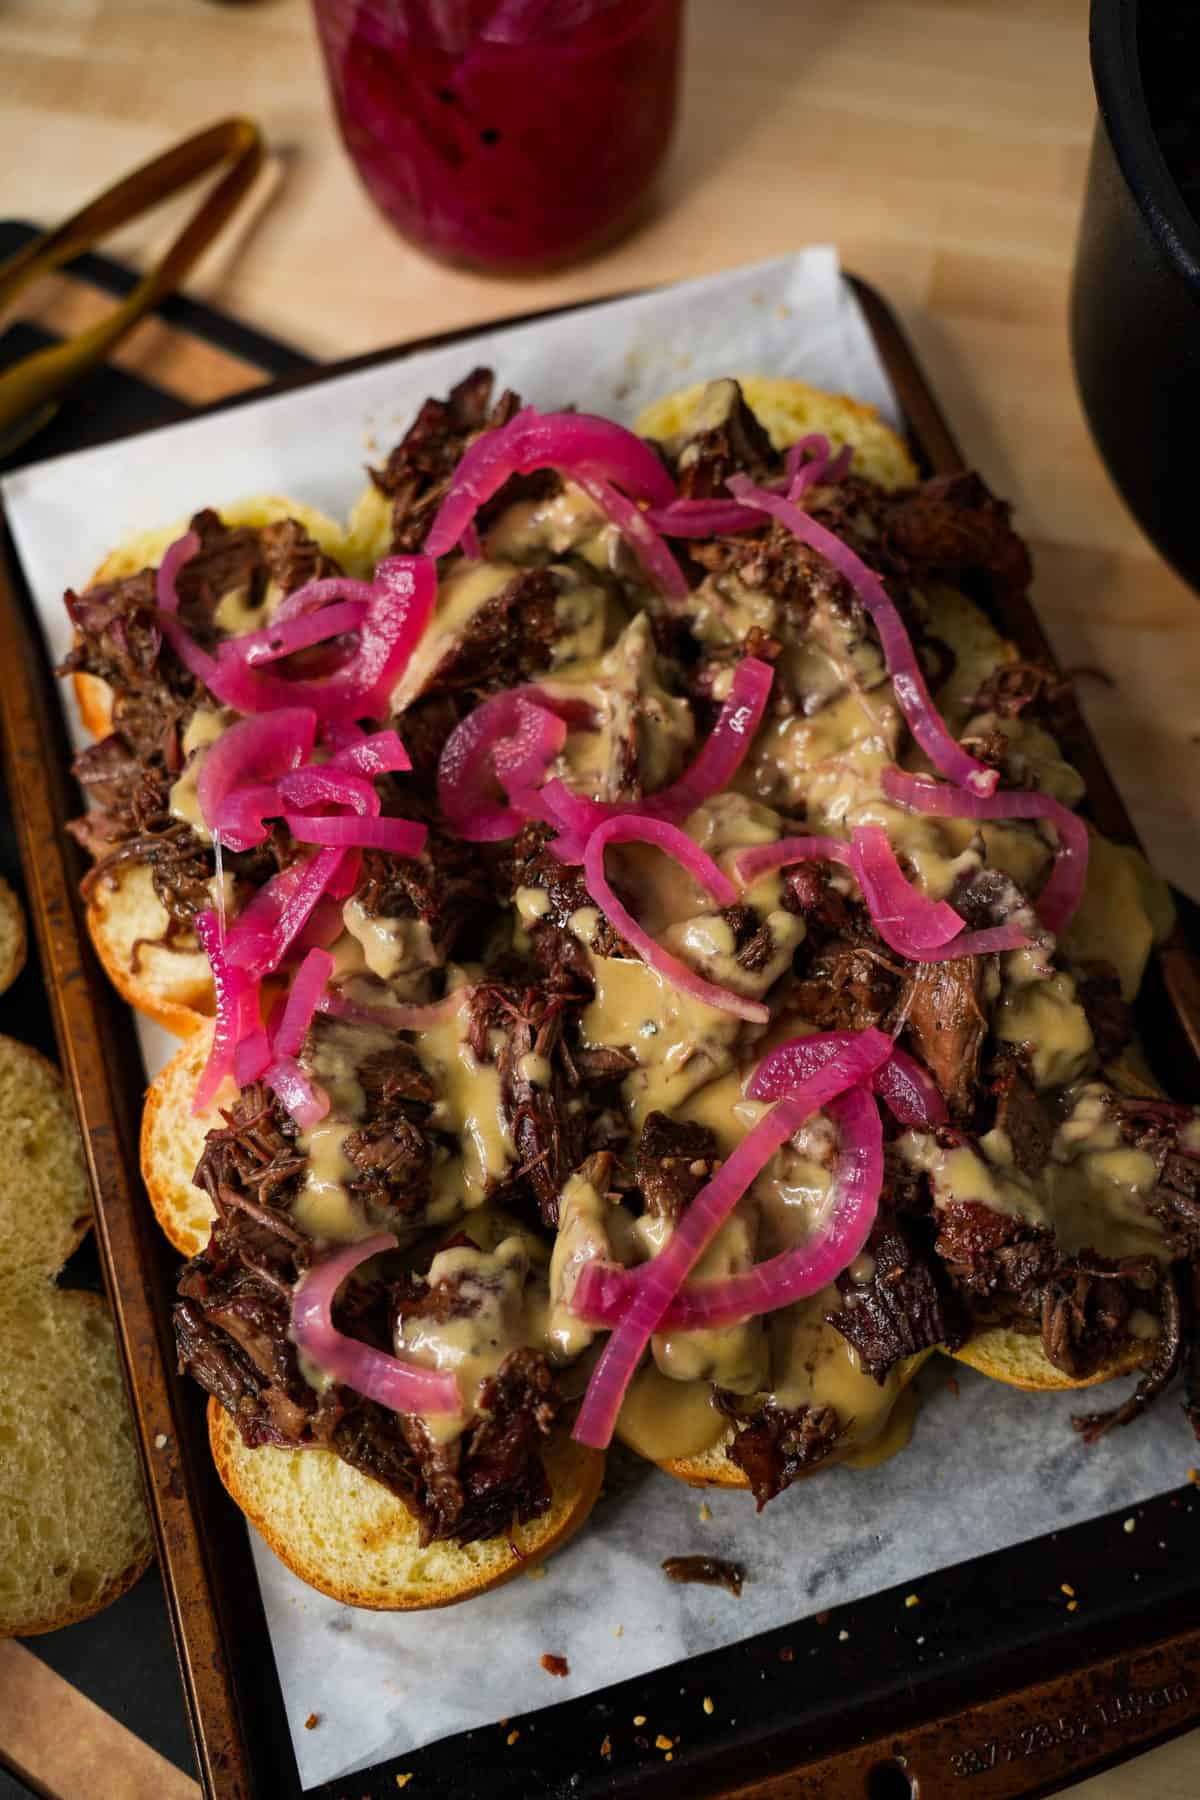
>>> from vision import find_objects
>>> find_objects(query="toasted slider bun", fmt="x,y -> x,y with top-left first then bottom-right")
951,1325 -> 1154,1393
86,862 -> 214,1039
0,1035 -> 151,1635
72,495 -> 350,741
141,1024 -> 221,1257
635,376 -> 919,491
209,1399 -> 605,1610
0,877 -> 27,998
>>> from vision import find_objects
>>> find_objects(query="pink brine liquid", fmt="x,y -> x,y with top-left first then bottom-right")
312,0 -> 684,271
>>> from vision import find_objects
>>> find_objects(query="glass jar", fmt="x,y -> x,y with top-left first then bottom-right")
312,0 -> 684,273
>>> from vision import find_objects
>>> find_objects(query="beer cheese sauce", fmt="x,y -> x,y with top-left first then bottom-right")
200,454 -> 1181,1460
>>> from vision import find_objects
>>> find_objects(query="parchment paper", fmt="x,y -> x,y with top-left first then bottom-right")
4,249 -> 1195,1790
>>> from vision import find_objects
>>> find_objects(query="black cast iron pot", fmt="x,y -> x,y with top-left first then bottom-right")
1072,0 -> 1200,591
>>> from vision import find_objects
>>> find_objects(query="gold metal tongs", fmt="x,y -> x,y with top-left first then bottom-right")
0,117 -> 264,452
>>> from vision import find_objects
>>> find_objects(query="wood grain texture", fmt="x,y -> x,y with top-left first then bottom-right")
0,1642 -> 200,1800
1,3 -> 1198,1795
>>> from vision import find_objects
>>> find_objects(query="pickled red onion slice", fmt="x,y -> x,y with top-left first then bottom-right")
271,947 -> 334,1060
263,1055 -> 329,1131
643,657 -> 774,823
850,824 -> 965,954
645,498 -> 763,537
881,764 -> 1088,935
750,1031 -> 947,1126
197,708 -> 317,852
425,407 -> 675,560
573,1084 -> 883,1332
325,724 -> 412,778
569,470 -> 688,600
192,908 -> 262,1112
734,833 -> 1028,963
233,601 -> 368,667
873,1045 -> 949,1127
582,815 -> 767,1024
222,848 -> 347,980
572,1031 -> 891,1448
437,686 -> 589,843
317,989 -> 467,1032
292,1235 -> 461,1416
284,815 -> 428,856
157,536 -> 433,723
726,476 -> 998,797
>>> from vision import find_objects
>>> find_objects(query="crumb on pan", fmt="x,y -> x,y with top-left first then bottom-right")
303,1713 -> 319,1731
540,1653 -> 569,1678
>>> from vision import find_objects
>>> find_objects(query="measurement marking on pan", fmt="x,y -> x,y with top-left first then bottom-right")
948,1681 -> 1192,1777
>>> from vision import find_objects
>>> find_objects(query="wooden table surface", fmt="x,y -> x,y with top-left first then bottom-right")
2,3 -> 1199,1797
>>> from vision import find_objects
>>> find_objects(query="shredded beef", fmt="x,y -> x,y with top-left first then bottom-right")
831,1203 -> 966,1381
371,368 -> 538,555
467,977 -> 589,1226
668,379 -> 778,500
1075,961 -> 1134,1062
935,1194 -> 1167,1386
416,567 -> 560,699
899,957 -> 990,1123
988,1052 -> 1052,1176
342,1045 -> 436,1217
498,823 -> 627,991
717,1395 -> 846,1509
354,826 -> 494,963
1110,1097 -> 1200,1257
884,472 -> 1033,605
970,658 -> 1073,734
194,1085 -> 306,1211
1072,1268 -> 1184,1442
1040,1258 -> 1158,1381
787,893 -> 904,1035
396,1348 -> 560,1545
636,1112 -> 718,1223
661,1555 -> 745,1596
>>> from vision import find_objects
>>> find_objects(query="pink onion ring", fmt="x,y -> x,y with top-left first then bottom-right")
850,824 -> 967,954
292,1234 -> 461,1415
317,989 -> 467,1032
158,538 -> 434,723
749,1031 -> 948,1126
437,685 -> 590,843
425,408 -> 676,559
572,1030 -> 892,1448
197,708 -> 317,852
192,908 -> 262,1112
582,815 -> 767,1024
643,657 -> 774,823
726,476 -> 998,797
233,601 -> 368,667
734,833 -> 1028,963
644,498 -> 763,537
569,470 -> 688,600
573,1085 -> 883,1331
283,814 -> 428,856
222,847 -> 347,980
263,1055 -> 330,1130
325,724 -> 412,777
881,765 -> 1089,935
271,947 -> 334,1060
